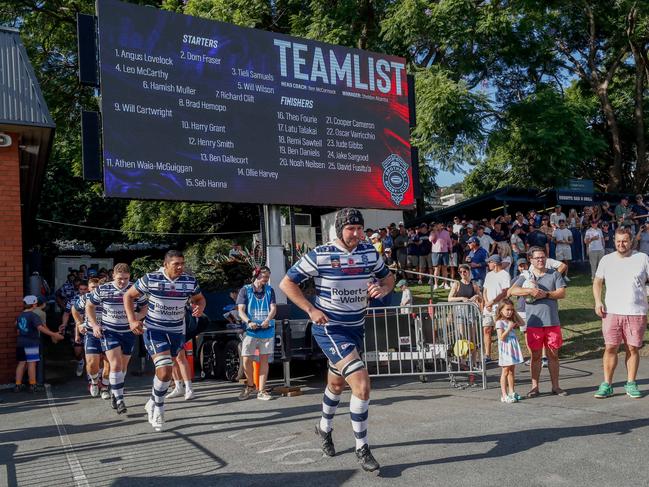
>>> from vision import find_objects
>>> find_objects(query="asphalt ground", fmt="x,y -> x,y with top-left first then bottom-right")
2,357 -> 649,487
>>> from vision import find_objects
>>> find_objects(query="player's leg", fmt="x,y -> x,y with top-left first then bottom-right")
315,364 -> 345,457
84,334 -> 102,397
166,358 -> 184,399
176,348 -> 195,399
334,349 -> 379,472
103,346 -> 126,413
100,355 -> 111,399
143,330 -> 181,431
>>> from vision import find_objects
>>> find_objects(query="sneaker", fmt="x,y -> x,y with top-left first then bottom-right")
75,359 -> 85,377
110,395 -> 117,410
144,399 -> 155,424
624,381 -> 642,399
101,389 -> 111,400
594,382 -> 613,399
184,389 -> 195,401
89,383 -> 100,398
500,394 -> 516,404
315,424 -> 336,457
512,392 -> 522,401
151,410 -> 164,432
483,356 -> 492,364
355,444 -> 380,473
524,359 -> 531,366
116,400 -> 128,415
257,390 -> 272,401
13,384 -> 25,393
166,387 -> 185,399
238,385 -> 255,401
541,357 -> 548,368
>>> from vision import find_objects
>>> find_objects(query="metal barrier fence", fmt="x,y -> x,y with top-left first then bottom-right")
363,302 -> 486,389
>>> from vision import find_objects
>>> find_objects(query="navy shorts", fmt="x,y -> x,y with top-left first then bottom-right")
312,325 -> 364,365
431,252 -> 449,266
100,329 -> 136,356
84,333 -> 103,355
143,329 -> 185,358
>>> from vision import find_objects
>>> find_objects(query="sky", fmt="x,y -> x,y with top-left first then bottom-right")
436,169 -> 465,187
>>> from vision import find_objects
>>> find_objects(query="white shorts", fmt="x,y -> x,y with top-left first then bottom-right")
555,245 -> 572,261
241,335 -> 274,356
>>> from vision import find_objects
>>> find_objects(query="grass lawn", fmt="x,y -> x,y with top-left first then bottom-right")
404,270 -> 649,359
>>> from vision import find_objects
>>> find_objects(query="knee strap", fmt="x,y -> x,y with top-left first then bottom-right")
328,361 -> 342,377
341,358 -> 365,378
154,356 -> 173,369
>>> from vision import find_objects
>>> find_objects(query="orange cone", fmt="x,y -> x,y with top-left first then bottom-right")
184,340 -> 194,379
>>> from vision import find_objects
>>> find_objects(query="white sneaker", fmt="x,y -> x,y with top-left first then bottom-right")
257,391 -> 272,401
89,383 -> 100,398
144,399 -> 155,424
166,387 -> 185,399
101,388 -> 111,400
75,360 -> 85,377
184,389 -> 195,401
151,410 -> 164,432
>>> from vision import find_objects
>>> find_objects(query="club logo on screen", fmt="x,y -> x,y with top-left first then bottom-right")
382,154 -> 410,205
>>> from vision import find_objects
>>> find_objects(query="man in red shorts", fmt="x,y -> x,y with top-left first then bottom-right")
592,227 -> 649,399
510,246 -> 567,397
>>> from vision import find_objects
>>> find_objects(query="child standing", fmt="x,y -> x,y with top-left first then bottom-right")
15,295 -> 64,392
495,298 -> 524,403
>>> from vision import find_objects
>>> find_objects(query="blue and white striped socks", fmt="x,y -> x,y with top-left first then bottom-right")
152,377 -> 171,413
350,395 -> 369,450
319,387 -> 341,433
109,371 -> 125,403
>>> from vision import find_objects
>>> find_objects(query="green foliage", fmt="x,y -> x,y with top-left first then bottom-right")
129,255 -> 162,280
464,86 -> 607,196
184,238 -> 252,291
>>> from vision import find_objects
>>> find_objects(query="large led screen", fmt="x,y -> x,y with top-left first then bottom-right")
97,0 -> 413,209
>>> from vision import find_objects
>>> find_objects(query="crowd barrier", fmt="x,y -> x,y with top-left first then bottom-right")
362,302 -> 486,389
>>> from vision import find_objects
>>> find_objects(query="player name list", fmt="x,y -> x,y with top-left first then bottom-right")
102,43 -> 382,191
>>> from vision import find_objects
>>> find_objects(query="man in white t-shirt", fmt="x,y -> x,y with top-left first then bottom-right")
584,219 -> 605,279
482,255 -> 511,362
593,227 -> 649,399
549,205 -> 567,228
552,219 -> 573,268
477,226 -> 495,254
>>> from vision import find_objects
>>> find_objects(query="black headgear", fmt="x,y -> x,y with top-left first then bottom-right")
335,208 -> 364,239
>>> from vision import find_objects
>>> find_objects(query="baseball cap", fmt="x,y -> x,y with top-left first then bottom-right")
488,255 -> 502,264
466,223 -> 473,229
396,279 -> 408,288
370,233 -> 380,239
467,236 -> 480,244
517,258 -> 528,266
23,295 -> 38,305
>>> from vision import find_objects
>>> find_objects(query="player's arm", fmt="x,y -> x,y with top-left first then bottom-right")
123,286 -> 144,335
71,306 -> 85,335
279,276 -> 328,325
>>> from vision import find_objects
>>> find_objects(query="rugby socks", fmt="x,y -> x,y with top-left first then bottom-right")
152,377 -> 171,413
101,377 -> 110,388
320,387 -> 341,433
109,371 -> 125,403
350,395 -> 370,450
184,380 -> 192,393
89,372 -> 99,385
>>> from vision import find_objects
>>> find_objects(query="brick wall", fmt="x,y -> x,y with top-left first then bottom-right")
0,133 -> 23,384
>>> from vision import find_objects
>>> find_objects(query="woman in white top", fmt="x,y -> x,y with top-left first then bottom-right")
497,241 -> 513,274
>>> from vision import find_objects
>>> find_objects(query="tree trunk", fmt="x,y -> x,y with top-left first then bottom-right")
630,44 -> 648,192
597,86 -> 624,192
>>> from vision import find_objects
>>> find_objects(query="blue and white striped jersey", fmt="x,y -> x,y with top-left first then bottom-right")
74,292 -> 102,330
134,271 -> 201,334
88,282 -> 145,333
286,241 -> 389,328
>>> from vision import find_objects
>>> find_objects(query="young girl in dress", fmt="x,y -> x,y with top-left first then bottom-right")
495,299 -> 524,403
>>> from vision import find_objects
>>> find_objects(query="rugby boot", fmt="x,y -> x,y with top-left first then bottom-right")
314,424 -> 335,457
355,444 -> 380,473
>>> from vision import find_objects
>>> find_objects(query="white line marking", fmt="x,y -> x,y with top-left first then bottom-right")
45,384 -> 90,487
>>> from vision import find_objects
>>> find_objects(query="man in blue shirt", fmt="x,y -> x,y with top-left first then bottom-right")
465,237 -> 488,288
236,265 -> 277,401
280,208 -> 394,473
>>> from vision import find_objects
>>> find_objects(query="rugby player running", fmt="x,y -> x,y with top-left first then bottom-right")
280,208 -> 394,473
87,264 -> 146,414
124,250 -> 205,432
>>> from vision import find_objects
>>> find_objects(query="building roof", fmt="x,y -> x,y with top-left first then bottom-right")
0,27 -> 55,234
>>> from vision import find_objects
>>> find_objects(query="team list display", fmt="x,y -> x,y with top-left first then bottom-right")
97,0 -> 413,209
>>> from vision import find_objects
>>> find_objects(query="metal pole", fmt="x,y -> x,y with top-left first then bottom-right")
265,205 -> 286,303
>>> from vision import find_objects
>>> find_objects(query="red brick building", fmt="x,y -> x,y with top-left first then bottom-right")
0,27 -> 55,384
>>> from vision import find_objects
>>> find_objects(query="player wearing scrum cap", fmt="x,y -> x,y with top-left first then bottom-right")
280,208 -> 394,473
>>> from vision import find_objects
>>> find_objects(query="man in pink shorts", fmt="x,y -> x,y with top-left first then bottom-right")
510,246 -> 567,397
593,227 -> 649,399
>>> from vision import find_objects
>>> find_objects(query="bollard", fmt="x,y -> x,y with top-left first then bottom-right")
184,340 -> 195,378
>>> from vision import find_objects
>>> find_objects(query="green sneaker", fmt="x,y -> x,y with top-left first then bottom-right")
594,382 -> 613,398
624,381 -> 642,399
